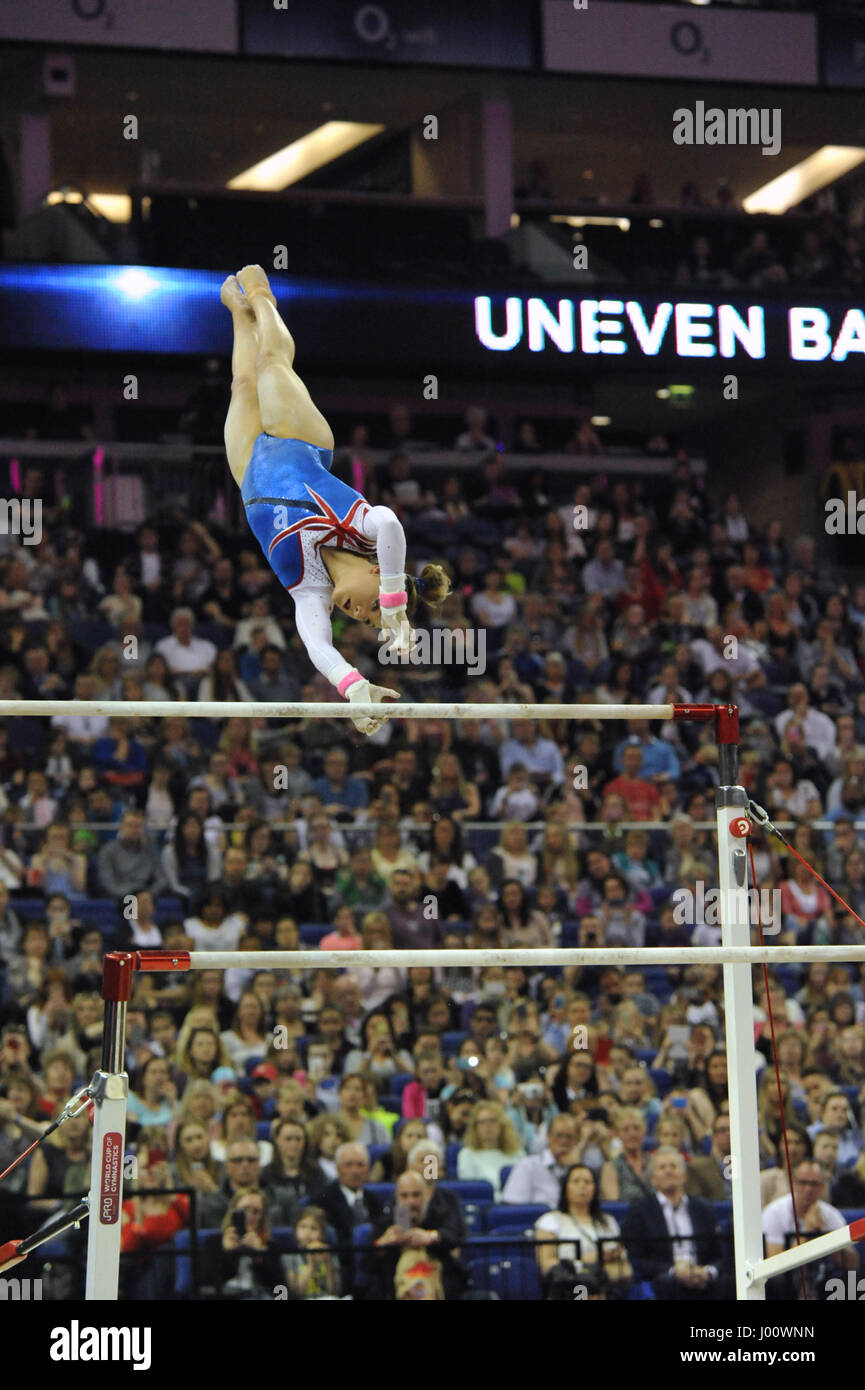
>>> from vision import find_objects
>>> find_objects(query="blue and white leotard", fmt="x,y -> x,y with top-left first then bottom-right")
241,433 -> 405,687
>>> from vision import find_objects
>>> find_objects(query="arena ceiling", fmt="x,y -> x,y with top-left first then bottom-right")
2,43 -> 865,206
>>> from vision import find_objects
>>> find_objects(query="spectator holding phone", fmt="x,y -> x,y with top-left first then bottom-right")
210,1190 -> 284,1299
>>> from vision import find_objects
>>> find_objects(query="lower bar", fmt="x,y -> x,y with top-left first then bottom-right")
131,945 -> 865,972
0,699 -> 676,721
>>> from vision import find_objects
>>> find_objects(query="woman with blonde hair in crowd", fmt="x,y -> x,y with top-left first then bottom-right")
484,822 -> 539,891
536,819 -> 580,895
370,820 -> 418,884
429,751 -> 481,824
342,913 -> 406,1012
306,1113 -> 353,1185
370,1118 -> 429,1182
456,1099 -> 525,1198
599,1107 -> 652,1202
171,1079 -> 223,1148
173,1116 -> 225,1200
220,990 -> 268,1069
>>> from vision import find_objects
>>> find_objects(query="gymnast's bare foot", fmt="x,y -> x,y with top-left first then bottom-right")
237,265 -> 277,306
220,275 -> 254,317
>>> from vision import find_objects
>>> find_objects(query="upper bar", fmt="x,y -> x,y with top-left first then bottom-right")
0,700 -> 679,720
133,945 -> 865,971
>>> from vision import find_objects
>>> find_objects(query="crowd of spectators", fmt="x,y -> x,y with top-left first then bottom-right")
1,437 -> 865,1300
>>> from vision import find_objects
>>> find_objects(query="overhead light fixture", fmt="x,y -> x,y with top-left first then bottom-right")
551,214 -> 630,231
228,121 -> 385,191
656,388 -> 670,399
590,415 -> 611,427
46,190 -> 131,222
648,219 -> 664,229
743,146 -> 865,215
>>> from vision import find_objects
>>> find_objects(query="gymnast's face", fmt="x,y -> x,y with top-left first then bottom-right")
327,553 -> 383,628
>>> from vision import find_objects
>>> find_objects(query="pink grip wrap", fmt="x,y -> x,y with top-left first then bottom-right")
380,590 -> 407,609
338,670 -> 363,697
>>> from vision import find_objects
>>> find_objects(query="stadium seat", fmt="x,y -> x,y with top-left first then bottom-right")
483,1203 -> 545,1233
467,1248 -> 541,1301
441,1032 -> 468,1055
650,1068 -> 673,1098
439,1180 -> 493,1233
255,1120 -> 270,1140
299,923 -> 330,945
445,1141 -> 462,1178
365,1182 -> 395,1205
389,1072 -> 416,1098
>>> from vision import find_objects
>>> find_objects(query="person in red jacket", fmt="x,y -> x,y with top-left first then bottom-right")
121,1146 -> 190,1296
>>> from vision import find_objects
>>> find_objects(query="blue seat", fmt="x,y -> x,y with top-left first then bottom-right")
484,1203 -> 546,1233
467,1249 -> 541,1301
445,1142 -> 462,1178
635,1049 -> 655,1066
353,1222 -> 373,1248
601,1202 -> 628,1225
713,1201 -> 733,1232
439,1180 -> 493,1234
441,1032 -> 468,1055
650,1068 -> 672,1098
173,1226 -> 221,1296
560,921 -> 578,947
299,923 -> 330,945
255,1120 -> 271,1140
368,1144 -> 390,1168
389,1073 -> 416,1098
366,1182 -> 395,1205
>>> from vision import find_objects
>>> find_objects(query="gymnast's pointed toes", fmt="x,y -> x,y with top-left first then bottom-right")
220,275 -> 250,313
237,265 -> 276,305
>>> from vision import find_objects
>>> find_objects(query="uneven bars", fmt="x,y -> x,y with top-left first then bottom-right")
0,700 -> 679,721
134,945 -> 865,972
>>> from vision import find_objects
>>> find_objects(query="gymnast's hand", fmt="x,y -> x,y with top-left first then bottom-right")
379,582 -> 412,659
345,678 -> 401,735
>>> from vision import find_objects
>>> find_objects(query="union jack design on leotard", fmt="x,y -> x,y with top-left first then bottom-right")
267,485 -> 377,589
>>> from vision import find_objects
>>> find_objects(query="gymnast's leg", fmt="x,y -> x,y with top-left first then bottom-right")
236,264 -> 334,452
221,275 -> 263,487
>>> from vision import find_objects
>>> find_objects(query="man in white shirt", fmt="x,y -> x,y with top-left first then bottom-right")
499,720 -> 565,790
621,1147 -> 731,1299
763,1160 -> 856,1297
502,1115 -> 580,1206
50,672 -> 109,748
775,685 -> 837,761
155,608 -> 217,690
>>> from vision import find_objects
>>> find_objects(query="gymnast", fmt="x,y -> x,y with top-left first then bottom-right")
220,265 -> 450,734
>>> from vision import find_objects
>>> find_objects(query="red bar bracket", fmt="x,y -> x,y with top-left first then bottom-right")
671,703 -> 716,723
714,703 -> 739,744
134,949 -> 192,973
849,1217 -> 865,1244
101,952 -> 135,1003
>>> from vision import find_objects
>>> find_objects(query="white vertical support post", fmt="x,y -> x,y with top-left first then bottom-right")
714,707 -> 764,1299
85,953 -> 133,1300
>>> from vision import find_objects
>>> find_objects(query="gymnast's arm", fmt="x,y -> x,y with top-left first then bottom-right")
359,505 -> 406,583
292,588 -> 357,689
